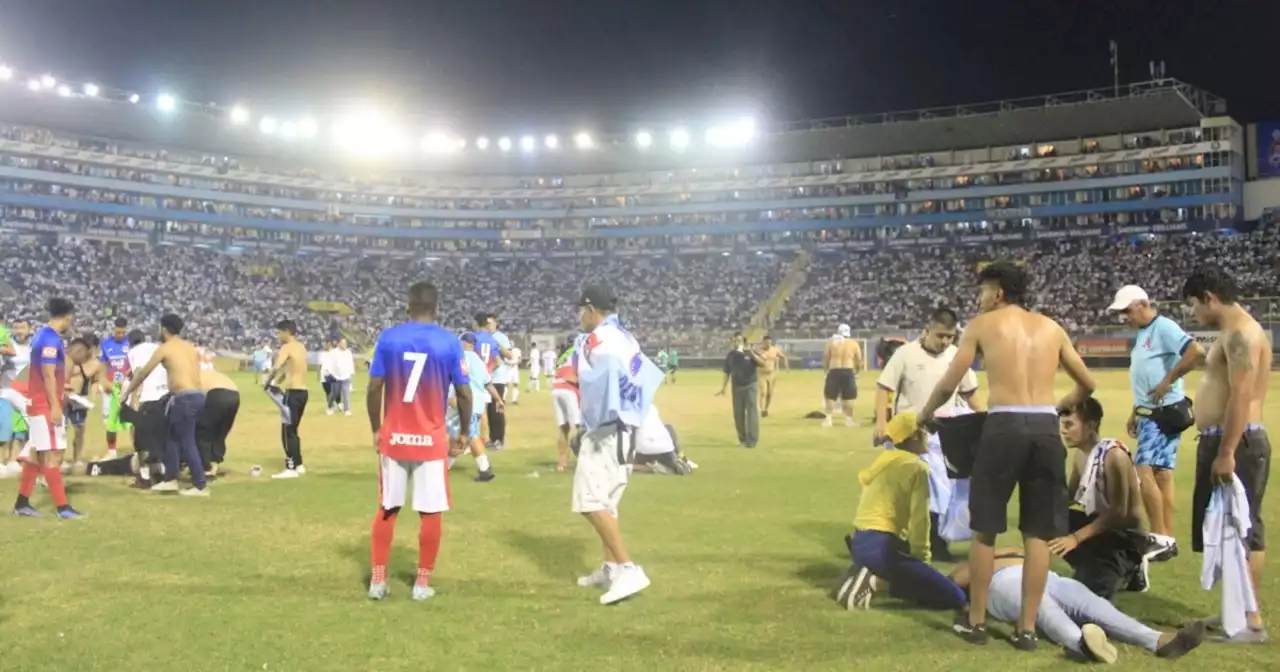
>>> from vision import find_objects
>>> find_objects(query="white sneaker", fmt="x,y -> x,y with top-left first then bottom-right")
845,417 -> 859,428
6,461 -> 21,475
295,465 -> 307,475
179,487 -> 210,497
150,480 -> 180,493
576,563 -> 614,589
600,565 -> 650,605
326,409 -> 334,416
344,411 -> 352,417
271,469 -> 300,479
821,417 -> 833,428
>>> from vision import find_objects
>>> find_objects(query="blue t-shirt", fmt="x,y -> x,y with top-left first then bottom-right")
369,321 -> 468,460
463,349 -> 491,401
100,336 -> 131,384
471,330 -> 501,373
1130,315 -> 1192,408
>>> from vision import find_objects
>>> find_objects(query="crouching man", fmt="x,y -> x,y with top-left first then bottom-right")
831,411 -> 966,611
631,405 -> 694,476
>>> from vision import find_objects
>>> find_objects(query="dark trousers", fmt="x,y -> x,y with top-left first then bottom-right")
850,529 -> 966,610
731,383 -> 759,447
163,391 -> 207,489
487,384 -> 507,442
196,389 -> 240,469
325,377 -> 341,409
282,389 -> 308,470
1063,509 -> 1144,600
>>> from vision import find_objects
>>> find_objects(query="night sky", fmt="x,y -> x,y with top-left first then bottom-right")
3,0 -> 1278,133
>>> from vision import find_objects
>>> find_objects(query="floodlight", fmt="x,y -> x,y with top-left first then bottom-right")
574,132 -> 593,150
520,136 -> 536,153
279,121 -> 297,140
456,137 -> 467,150
476,136 -> 490,150
56,85 -> 72,97
259,117 -> 278,135
156,94 -> 177,112
0,66 -> 12,81
298,118 -> 318,138
26,78 -> 40,92
40,75 -> 55,89
544,134 -> 559,150
229,106 -> 250,124
669,128 -> 690,150
128,93 -> 140,104
635,130 -> 653,149
82,83 -> 99,97
498,136 -> 512,152
421,132 -> 456,154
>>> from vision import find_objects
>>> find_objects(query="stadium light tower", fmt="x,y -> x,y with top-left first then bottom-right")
156,93 -> 177,112
128,93 -> 140,104
498,136 -> 513,152
82,83 -> 100,97
476,136 -> 490,150
56,84 -> 72,97
544,134 -> 559,150
40,74 -> 55,89
635,130 -> 653,149
259,116 -> 278,135
669,128 -> 690,151
0,66 -> 12,81
520,135 -> 536,153
229,106 -> 250,125
299,117 -> 319,138
574,132 -> 594,150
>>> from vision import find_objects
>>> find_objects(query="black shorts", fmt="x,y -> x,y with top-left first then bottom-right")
1192,428 -> 1270,553
1064,509 -> 1146,600
64,403 -> 87,428
969,410 -> 1068,540
128,399 -> 169,458
823,369 -> 857,401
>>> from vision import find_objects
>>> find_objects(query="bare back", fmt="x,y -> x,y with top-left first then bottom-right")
200,368 -> 237,392
1195,310 -> 1271,429
159,338 -> 201,393
825,339 -> 862,371
972,306 -> 1080,407
277,341 -> 309,390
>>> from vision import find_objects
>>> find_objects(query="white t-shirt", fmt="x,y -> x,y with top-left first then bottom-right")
875,340 -> 979,415
122,343 -> 169,403
635,405 -> 674,456
529,348 -> 542,372
542,349 -> 556,373
491,331 -> 514,384
330,348 -> 355,381
2,342 -> 31,387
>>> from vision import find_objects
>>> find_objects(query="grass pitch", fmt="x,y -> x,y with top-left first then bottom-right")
0,368 -> 1275,671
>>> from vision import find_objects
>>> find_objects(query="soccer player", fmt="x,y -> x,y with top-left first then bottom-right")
128,314 -> 209,496
528,342 -> 542,393
13,298 -> 84,518
100,317 -> 131,460
572,284 -> 664,605
366,281 -> 473,601
471,313 -> 511,449
541,345 -> 555,387
505,343 -> 522,405
266,320 -> 310,479
822,324 -> 863,427
449,333 -> 498,481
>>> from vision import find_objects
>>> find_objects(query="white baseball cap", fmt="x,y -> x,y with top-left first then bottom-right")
1107,285 -> 1150,311
837,324 -> 851,337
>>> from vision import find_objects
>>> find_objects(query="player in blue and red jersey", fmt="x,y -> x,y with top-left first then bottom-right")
14,298 -> 84,519
99,316 -> 132,459
366,281 -> 472,601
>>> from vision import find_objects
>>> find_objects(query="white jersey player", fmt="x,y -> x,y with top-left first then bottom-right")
542,347 -> 556,383
505,346 -> 522,404
528,343 -> 542,392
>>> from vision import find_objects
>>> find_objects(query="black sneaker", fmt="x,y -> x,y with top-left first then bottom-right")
761,410 -> 769,418
1125,556 -> 1150,592
830,564 -> 874,610
1009,630 -> 1038,652
474,470 -> 495,482
1156,620 -> 1207,658
953,610 -> 990,645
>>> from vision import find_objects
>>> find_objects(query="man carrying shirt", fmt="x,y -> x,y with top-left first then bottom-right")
366,282 -> 473,601
1108,285 -> 1203,560
99,317 -> 132,460
572,284 -> 664,605
13,298 -> 83,518
447,333 -> 499,481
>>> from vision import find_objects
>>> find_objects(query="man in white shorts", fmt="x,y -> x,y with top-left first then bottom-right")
572,284 -> 664,605
528,342 -> 542,393
551,343 -> 581,472
505,345 -> 522,405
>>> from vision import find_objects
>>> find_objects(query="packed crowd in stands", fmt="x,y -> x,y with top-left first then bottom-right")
0,225 -> 1273,357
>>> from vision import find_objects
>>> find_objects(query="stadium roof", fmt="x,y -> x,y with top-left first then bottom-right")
0,77 -> 1222,177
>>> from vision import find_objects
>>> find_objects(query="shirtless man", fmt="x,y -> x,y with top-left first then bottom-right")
1182,268 -> 1272,642
266,319 -> 309,479
64,337 -> 102,470
919,261 -> 1096,650
128,314 -> 208,496
756,336 -> 788,418
196,367 -> 240,477
822,324 -> 863,427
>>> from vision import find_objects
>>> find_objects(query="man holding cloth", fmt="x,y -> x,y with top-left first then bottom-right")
717,333 -> 763,449
1108,285 -> 1202,560
571,284 -> 664,606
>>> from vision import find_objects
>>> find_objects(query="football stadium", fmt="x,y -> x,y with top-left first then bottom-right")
0,13 -> 1279,672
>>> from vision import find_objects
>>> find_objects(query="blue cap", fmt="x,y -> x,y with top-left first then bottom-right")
460,332 -> 477,345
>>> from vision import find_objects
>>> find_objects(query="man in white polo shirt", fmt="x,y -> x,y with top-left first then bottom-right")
874,307 -> 985,560
119,329 -> 169,486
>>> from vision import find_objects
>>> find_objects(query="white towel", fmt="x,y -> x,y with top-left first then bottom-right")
1200,476 -> 1258,637
1074,440 -> 1109,516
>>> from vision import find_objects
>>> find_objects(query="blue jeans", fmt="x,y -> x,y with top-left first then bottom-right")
988,566 -> 1162,652
849,529 -> 966,610
164,391 -> 207,489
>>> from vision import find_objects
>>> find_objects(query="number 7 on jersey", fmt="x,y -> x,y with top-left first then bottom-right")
402,352 -> 428,403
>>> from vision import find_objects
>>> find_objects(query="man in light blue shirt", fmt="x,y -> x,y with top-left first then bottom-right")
446,333 -> 501,482
1108,285 -> 1205,560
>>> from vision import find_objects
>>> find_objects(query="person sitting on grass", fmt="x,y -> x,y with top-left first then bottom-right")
631,405 -> 695,476
949,548 -> 1206,663
1050,397 -> 1154,600
830,411 -> 967,611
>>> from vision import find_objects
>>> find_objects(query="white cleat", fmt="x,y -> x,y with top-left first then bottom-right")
600,565 -> 650,605
368,582 -> 389,600
576,564 -> 614,590
150,480 -> 180,493
412,585 -> 436,601
271,469 -> 300,480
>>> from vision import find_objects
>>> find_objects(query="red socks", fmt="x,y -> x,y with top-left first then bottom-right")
17,462 -> 38,498
107,436 -> 117,452
418,513 -> 442,586
44,466 -> 67,508
370,508 -> 398,583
